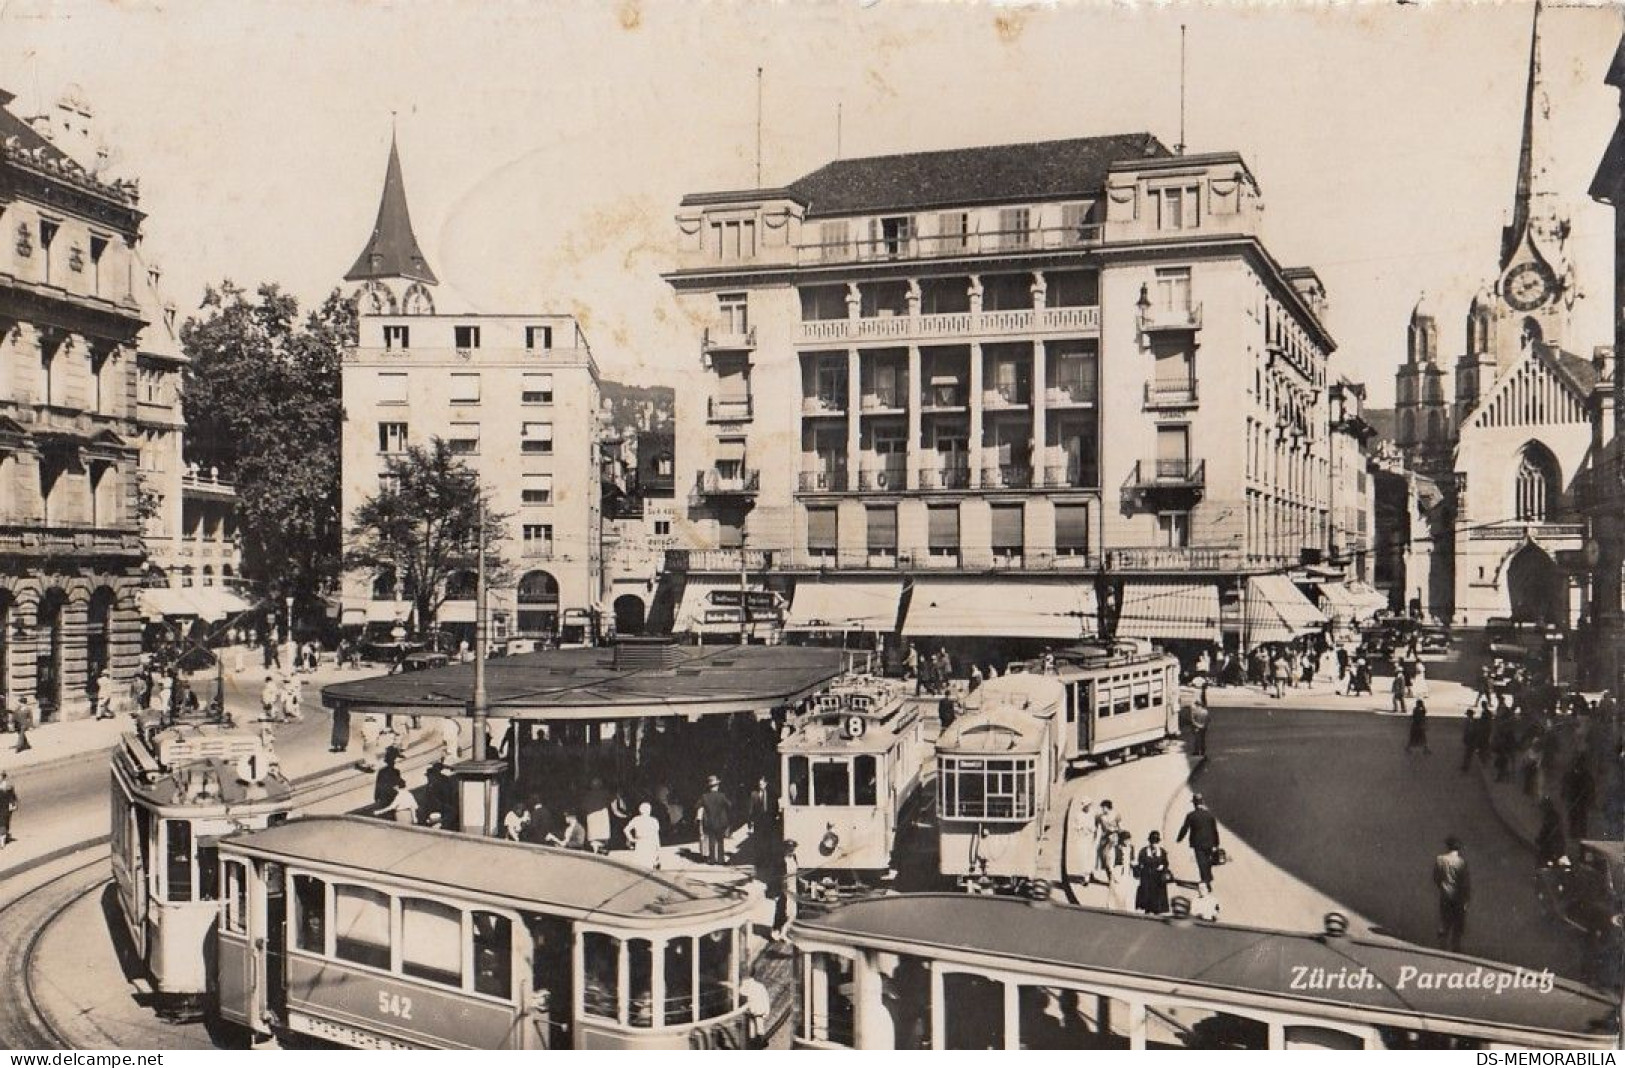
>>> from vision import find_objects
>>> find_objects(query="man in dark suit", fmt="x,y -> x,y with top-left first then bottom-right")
1176,794 -> 1221,895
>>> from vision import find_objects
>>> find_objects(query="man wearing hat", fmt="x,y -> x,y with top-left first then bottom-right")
1176,793 -> 1221,895
697,775 -> 733,864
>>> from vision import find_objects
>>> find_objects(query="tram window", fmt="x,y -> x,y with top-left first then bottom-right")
1018,986 -> 1130,1049
812,759 -> 851,806
1150,677 -> 1165,707
402,897 -> 464,988
1113,685 -> 1132,717
1285,1024 -> 1365,1050
1145,1004 -> 1268,1050
472,911 -> 512,1000
628,938 -> 654,1027
854,755 -> 878,806
293,875 -> 327,953
582,932 -> 621,1021
333,884 -> 391,970
1378,1027 -> 1485,1050
787,756 -> 809,805
197,844 -> 219,901
802,953 -> 855,1047
881,955 -> 933,1050
697,928 -> 735,1021
942,972 -> 1005,1049
222,861 -> 247,935
664,936 -> 695,1025
1133,681 -> 1151,710
164,820 -> 193,902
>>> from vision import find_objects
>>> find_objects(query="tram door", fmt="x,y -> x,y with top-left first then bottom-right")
214,858 -> 254,1025
1071,682 -> 1093,754
519,913 -> 573,1050
261,862 -> 288,1024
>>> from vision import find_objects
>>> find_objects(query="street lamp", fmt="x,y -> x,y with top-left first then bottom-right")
283,595 -> 295,670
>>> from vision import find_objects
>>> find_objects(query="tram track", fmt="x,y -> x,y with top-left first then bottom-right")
0,850 -> 109,1049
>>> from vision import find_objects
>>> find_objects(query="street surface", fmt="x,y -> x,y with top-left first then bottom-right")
1192,702 -> 1590,979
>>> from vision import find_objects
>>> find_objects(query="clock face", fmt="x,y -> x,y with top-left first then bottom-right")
1504,262 -> 1555,312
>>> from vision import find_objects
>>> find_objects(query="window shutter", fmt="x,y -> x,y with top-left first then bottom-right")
928,505 -> 960,549
807,507 -> 838,550
1055,503 -> 1090,550
991,504 -> 1024,548
866,506 -> 897,551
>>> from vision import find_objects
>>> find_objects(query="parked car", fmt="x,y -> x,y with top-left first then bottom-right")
1416,623 -> 1452,656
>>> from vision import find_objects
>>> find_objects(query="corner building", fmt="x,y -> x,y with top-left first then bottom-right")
665,134 -> 1334,653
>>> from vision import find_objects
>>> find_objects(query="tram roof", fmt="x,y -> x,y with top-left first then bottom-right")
222,816 -> 751,923
797,895 -> 1616,1041
322,645 -> 846,718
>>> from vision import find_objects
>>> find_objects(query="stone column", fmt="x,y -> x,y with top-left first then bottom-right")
969,343 -> 984,489
1033,340 -> 1048,486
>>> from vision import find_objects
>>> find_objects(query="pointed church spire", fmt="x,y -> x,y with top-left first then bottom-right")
1501,0 -> 1557,269
344,132 -> 438,285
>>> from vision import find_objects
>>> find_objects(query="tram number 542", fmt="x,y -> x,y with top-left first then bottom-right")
378,992 -> 414,1020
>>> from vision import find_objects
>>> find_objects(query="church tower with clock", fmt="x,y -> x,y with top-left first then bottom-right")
344,132 -> 439,316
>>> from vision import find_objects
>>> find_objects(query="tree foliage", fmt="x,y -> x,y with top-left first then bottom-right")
344,438 -> 511,631
180,282 -> 352,621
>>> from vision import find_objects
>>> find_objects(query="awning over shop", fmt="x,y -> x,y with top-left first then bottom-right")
1246,574 -> 1328,646
903,580 -> 1096,640
140,586 -> 202,620
1116,581 -> 1221,642
439,600 -> 477,624
194,586 -> 255,623
1345,581 -> 1391,617
1316,582 -> 1362,620
674,576 -> 783,637
785,580 -> 902,633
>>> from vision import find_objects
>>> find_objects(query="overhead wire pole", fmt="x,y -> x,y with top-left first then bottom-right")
472,504 -> 488,760
755,66 -> 764,187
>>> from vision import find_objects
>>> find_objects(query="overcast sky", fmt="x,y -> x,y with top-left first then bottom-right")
3,0 -> 1618,406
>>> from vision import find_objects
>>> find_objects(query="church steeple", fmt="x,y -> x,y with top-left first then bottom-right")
345,132 -> 438,287
1501,0 -> 1561,270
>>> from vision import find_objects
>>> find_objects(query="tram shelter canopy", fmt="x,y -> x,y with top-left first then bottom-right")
673,576 -> 782,640
902,579 -> 1096,640
785,579 -> 903,633
1114,581 -> 1221,642
322,643 -> 845,721
1246,574 -> 1327,646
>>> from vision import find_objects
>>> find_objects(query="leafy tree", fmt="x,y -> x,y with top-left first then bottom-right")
180,283 -> 352,626
345,438 -> 511,631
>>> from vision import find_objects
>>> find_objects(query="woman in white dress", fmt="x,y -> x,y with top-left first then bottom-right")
1104,830 -> 1135,912
1067,796 -> 1098,886
624,802 -> 662,867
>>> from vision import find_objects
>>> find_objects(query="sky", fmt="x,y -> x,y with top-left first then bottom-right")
2,0 -> 1619,408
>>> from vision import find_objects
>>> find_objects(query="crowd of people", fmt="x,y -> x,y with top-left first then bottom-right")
1067,795 -> 1224,920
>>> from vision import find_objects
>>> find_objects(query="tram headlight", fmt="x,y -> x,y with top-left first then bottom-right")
819,825 -> 839,857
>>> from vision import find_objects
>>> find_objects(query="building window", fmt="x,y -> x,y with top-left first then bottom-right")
522,373 -> 553,404
807,506 -> 838,561
816,357 -> 847,410
991,503 -> 1024,560
816,221 -> 850,263
1055,502 -> 1090,556
1154,267 -> 1192,313
379,473 -> 402,496
450,373 -> 480,404
446,423 -> 481,455
1156,425 -> 1190,478
712,219 -> 757,261
1061,202 -> 1092,244
89,234 -> 109,294
525,325 -> 553,350
454,325 -> 482,350
1152,185 -> 1200,231
1158,512 -> 1190,548
928,504 -> 960,559
876,215 -> 913,258
522,422 -> 554,454
38,218 -> 59,280
522,473 -> 553,505
997,207 -> 1031,249
378,422 -> 409,454
718,293 -> 749,335
653,519 -> 672,537
866,505 -> 897,559
522,524 -> 554,554
933,211 -> 969,254
1514,445 -> 1559,521
657,454 -> 673,477
383,324 -> 410,350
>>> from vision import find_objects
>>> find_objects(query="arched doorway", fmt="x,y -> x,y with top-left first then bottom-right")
1506,544 -> 1566,625
613,594 -> 646,636
35,588 -> 67,722
517,570 -> 559,637
87,587 -> 116,703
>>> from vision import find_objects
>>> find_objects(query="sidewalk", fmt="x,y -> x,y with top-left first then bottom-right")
1054,746 -> 1383,938
1206,678 -> 1480,717
0,658 -> 383,775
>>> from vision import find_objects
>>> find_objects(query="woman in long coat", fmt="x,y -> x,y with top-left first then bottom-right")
1135,830 -> 1172,915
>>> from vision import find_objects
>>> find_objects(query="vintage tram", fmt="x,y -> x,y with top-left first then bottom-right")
212,816 -> 758,1050
791,894 -> 1618,1050
1031,640 -> 1182,768
110,708 -> 295,1009
779,676 -> 930,882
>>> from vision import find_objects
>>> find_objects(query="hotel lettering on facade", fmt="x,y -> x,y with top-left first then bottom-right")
665,134 -> 1337,652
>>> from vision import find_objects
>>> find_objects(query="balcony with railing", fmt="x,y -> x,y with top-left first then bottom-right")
794,223 -> 1104,267
859,387 -> 906,415
1041,465 -> 1098,490
1143,378 -> 1199,409
980,464 -> 1034,490
1045,381 -> 1096,408
801,393 -> 848,418
664,548 -> 776,573
798,468 -> 849,493
693,468 -> 760,498
1139,302 -> 1204,333
982,383 -> 1032,411
917,464 -> 972,491
1122,458 -> 1206,504
707,397 -> 754,423
856,463 -> 906,492
702,325 -> 757,353
796,305 -> 1101,346
1104,546 -> 1247,572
